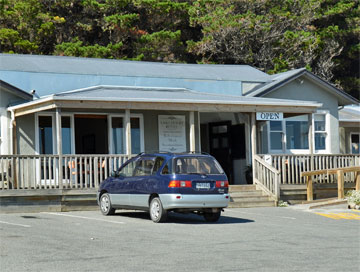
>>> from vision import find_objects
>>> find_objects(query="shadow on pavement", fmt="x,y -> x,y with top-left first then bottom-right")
112,210 -> 254,224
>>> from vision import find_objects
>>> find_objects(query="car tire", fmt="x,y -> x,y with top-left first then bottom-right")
100,193 -> 115,216
204,211 -> 221,222
149,197 -> 167,223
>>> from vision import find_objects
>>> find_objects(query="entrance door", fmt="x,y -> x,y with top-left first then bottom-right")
75,115 -> 108,154
209,121 -> 233,184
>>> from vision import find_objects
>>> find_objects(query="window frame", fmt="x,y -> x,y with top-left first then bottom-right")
266,110 -> 330,154
350,132 -> 360,154
35,113 -> 75,155
108,114 -> 144,154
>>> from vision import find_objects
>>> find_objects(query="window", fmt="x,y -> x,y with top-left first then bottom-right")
351,133 -> 360,154
269,121 -> 283,150
161,161 -> 171,175
131,118 -> 141,154
112,117 -> 125,154
119,160 -> 137,177
61,116 -> 72,154
314,114 -> 326,150
110,115 -> 143,154
38,116 -> 53,154
286,120 -> 309,149
152,157 -> 165,175
174,157 -> 224,175
134,158 -> 155,176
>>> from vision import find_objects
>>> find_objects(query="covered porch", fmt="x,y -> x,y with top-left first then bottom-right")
3,85 -> 353,203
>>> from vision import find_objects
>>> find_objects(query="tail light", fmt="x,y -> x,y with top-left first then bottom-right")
216,180 -> 229,188
168,180 -> 192,188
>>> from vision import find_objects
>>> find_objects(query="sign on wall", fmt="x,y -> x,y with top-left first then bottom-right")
158,115 -> 186,152
256,112 -> 283,121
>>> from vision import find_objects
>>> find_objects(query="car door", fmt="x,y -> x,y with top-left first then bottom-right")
129,157 -> 156,208
110,159 -> 137,206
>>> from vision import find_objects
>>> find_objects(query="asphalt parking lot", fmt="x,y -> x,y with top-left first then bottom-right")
0,206 -> 359,272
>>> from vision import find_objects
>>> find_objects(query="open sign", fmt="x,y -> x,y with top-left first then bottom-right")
256,112 -> 283,121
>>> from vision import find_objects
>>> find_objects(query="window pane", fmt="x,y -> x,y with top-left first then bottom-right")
39,116 -> 53,154
62,117 -> 72,154
112,117 -> 124,154
131,118 -> 141,154
134,158 -> 155,176
270,132 -> 282,150
351,134 -> 360,154
119,160 -> 136,177
286,121 -> 309,149
270,121 -> 282,131
315,115 -> 325,131
212,125 -> 227,134
315,133 -> 326,150
152,157 -> 165,174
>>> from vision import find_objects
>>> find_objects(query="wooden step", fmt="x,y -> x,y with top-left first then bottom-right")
228,200 -> 276,208
230,191 -> 264,197
229,185 -> 257,192
230,195 -> 271,202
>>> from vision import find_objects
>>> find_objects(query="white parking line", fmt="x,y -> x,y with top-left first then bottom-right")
42,212 -> 125,224
0,220 -> 31,228
224,209 -> 296,220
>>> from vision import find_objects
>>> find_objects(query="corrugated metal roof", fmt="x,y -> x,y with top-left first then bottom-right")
339,106 -> 360,122
25,85 -> 322,107
0,53 -> 269,82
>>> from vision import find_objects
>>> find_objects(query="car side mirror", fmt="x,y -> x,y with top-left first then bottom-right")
111,170 -> 119,178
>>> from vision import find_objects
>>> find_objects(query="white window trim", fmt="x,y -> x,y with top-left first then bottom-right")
313,110 -> 330,154
267,120 -> 285,154
350,132 -> 360,154
35,113 -> 56,155
35,113 -> 76,155
266,110 -> 330,154
108,114 -> 144,154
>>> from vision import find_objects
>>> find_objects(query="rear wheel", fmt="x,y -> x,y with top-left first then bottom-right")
100,193 -> 115,216
204,211 -> 221,222
150,197 -> 167,223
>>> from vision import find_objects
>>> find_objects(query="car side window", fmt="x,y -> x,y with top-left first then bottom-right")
152,157 -> 165,175
133,158 -> 155,176
161,161 -> 171,175
118,160 -> 137,177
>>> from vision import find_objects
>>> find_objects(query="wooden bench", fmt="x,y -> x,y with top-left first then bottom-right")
301,166 -> 360,201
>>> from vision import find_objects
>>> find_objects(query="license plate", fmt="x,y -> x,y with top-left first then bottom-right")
196,182 -> 210,189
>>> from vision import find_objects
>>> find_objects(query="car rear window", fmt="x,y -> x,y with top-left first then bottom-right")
174,156 -> 224,175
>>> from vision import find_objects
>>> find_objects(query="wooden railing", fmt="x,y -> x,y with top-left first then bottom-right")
253,155 -> 281,200
260,154 -> 360,185
0,154 -> 132,190
301,166 -> 360,201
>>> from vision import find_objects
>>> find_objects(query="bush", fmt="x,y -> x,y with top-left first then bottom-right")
346,190 -> 360,205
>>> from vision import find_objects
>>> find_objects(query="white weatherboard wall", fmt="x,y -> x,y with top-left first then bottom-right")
263,77 -> 340,154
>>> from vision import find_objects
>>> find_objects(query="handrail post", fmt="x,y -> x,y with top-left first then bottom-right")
356,171 -> 360,191
337,170 -> 344,199
306,175 -> 313,201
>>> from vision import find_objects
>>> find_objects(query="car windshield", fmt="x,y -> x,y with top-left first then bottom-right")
174,156 -> 224,175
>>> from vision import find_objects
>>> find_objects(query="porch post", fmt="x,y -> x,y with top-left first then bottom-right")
189,111 -> 195,152
125,109 -> 132,155
56,108 -> 63,189
251,112 -> 257,184
308,113 -> 314,170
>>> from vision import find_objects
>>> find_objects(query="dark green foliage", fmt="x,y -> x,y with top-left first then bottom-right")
0,0 -> 358,99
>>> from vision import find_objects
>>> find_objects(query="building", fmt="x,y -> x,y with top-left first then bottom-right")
0,54 -> 358,193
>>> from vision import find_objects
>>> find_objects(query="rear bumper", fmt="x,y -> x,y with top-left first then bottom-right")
160,193 -> 229,210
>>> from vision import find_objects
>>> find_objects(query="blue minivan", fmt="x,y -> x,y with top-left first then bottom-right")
97,152 -> 229,223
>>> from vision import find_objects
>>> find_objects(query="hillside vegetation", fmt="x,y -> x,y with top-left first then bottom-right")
1,0 -> 358,99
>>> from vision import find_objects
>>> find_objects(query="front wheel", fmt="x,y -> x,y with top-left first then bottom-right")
204,211 -> 221,222
100,193 -> 115,216
149,197 -> 167,223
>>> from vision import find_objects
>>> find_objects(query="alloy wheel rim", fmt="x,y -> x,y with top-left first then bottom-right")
101,196 -> 109,212
151,200 -> 160,219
